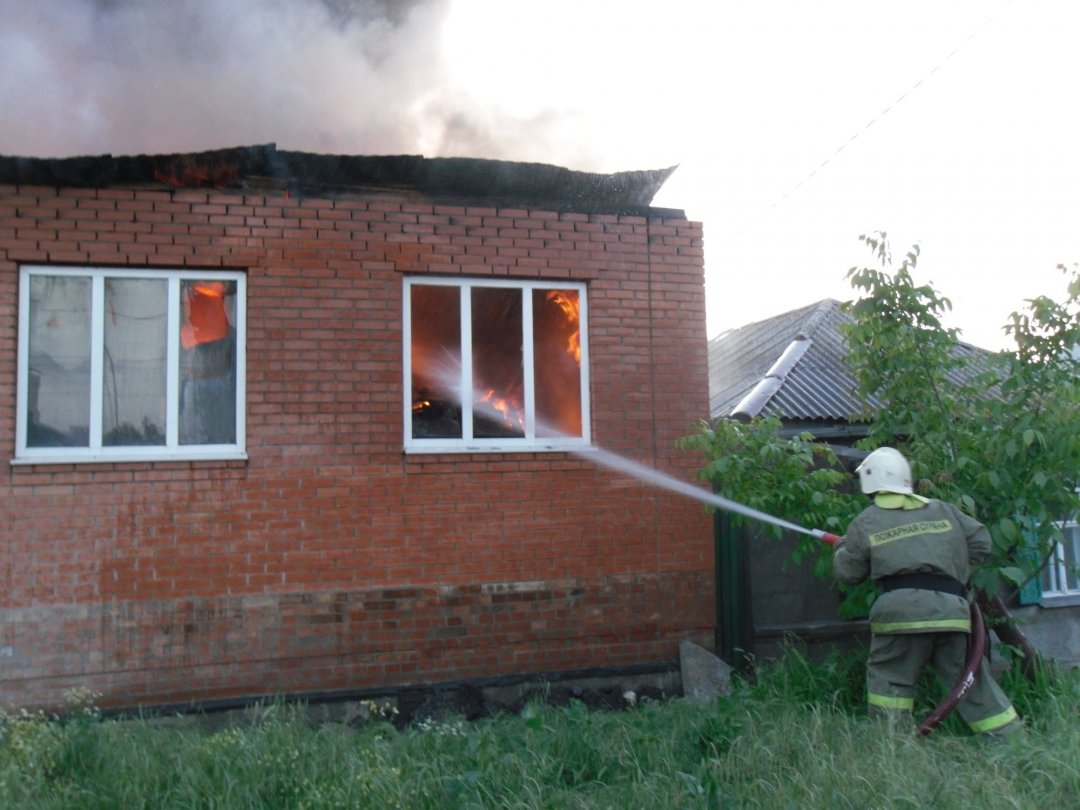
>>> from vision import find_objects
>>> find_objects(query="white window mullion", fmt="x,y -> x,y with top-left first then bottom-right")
165,277 -> 180,448
1047,543 -> 1063,593
402,282 -> 414,442
233,279 -> 247,453
577,290 -> 591,444
460,284 -> 474,441
1066,524 -> 1080,593
88,276 -> 105,449
15,270 -> 31,452
522,290 -> 536,440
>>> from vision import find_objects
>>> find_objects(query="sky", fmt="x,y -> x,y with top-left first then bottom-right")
2,0 -> 1077,351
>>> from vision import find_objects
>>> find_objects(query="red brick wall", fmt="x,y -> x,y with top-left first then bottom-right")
0,184 -> 713,711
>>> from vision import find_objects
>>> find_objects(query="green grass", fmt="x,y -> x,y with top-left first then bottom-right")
2,653 -> 1078,809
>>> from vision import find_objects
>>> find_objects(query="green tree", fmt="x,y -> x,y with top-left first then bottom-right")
844,236 -> 1079,599
843,236 -> 1079,672
686,233 -> 1079,673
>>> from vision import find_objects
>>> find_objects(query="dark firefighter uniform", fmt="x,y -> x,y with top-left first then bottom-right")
833,492 -> 1020,735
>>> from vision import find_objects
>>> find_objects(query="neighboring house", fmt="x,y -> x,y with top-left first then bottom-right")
708,299 -> 869,662
0,144 -> 714,712
708,298 -> 1080,668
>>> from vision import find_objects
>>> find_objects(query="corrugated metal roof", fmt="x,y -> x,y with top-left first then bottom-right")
708,298 -> 995,424
709,299 -> 874,422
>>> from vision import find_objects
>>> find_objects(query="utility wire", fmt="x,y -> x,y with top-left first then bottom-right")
755,1 -> 1012,219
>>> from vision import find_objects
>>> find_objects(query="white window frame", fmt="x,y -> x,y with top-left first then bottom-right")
1041,518 -> 1080,604
403,276 -> 591,453
14,265 -> 247,465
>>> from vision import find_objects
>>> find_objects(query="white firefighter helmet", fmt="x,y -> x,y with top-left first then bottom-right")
856,447 -> 913,495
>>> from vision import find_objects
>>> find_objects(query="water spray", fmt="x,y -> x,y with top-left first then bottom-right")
574,445 -> 841,545
415,371 -> 843,546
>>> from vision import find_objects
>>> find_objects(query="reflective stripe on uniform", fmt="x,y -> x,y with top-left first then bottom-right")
868,520 -> 953,547
868,692 -> 914,711
870,618 -> 971,633
969,706 -> 1019,734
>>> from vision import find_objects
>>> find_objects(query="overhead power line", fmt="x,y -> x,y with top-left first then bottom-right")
757,1 -> 1012,218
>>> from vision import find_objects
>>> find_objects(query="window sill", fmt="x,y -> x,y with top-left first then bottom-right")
11,450 -> 248,466
404,440 -> 590,454
1037,593 -> 1080,608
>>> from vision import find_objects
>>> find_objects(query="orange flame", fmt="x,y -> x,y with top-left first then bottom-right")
480,388 -> 522,429
154,158 -> 239,189
181,281 -> 229,349
546,290 -> 581,364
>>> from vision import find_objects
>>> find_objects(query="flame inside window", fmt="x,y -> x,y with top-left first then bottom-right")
181,281 -> 229,349
534,289 -> 582,438
545,290 -> 581,364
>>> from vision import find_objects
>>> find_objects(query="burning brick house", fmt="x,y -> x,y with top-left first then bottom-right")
0,144 -> 713,712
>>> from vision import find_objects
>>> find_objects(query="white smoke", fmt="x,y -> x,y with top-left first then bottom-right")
0,0 -> 599,165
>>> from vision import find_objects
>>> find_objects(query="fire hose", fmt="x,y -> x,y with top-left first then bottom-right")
917,599 -> 986,736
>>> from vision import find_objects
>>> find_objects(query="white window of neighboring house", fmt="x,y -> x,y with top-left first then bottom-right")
1041,519 -> 1080,600
16,266 -> 246,463
404,277 -> 590,453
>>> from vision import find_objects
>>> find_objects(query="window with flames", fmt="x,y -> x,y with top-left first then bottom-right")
404,277 -> 589,451
16,266 -> 246,463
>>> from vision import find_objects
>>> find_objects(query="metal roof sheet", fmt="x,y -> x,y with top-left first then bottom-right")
709,298 -> 995,424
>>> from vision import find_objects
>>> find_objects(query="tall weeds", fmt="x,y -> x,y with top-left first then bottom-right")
2,652 -> 1077,808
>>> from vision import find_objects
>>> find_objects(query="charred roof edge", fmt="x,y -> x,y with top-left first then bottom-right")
0,143 -> 683,214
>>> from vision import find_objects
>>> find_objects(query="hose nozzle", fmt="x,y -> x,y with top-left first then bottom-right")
811,529 -> 842,545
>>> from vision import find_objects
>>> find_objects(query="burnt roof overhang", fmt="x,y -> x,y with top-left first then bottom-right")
0,143 -> 681,215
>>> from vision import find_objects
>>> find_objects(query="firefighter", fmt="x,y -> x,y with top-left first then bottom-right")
832,447 -> 1021,737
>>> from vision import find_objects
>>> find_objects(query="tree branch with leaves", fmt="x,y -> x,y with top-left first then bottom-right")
686,234 -> 1079,678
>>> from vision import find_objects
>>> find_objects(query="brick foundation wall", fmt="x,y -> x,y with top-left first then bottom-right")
0,571 -> 714,709
0,183 -> 712,711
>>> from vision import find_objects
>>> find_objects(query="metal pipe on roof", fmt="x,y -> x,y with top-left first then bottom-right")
731,337 -> 812,418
